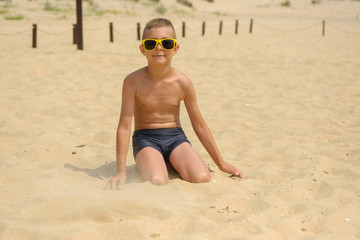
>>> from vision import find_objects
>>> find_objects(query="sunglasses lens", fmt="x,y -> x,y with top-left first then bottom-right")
144,40 -> 157,50
161,39 -> 175,50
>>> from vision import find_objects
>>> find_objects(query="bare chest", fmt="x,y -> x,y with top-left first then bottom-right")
135,82 -> 183,112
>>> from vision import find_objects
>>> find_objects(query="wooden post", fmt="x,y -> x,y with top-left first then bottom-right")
182,22 -> 186,38
322,20 -> 325,36
137,22 -> 141,40
202,21 -> 205,36
109,22 -> 114,42
32,24 -> 37,48
73,24 -> 77,44
249,19 -> 253,34
235,20 -> 238,35
219,21 -> 223,35
76,0 -> 83,50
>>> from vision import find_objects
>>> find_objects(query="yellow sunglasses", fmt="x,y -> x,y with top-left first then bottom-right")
142,38 -> 177,51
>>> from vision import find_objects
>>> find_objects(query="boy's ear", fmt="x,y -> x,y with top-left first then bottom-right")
139,44 -> 146,56
173,44 -> 180,55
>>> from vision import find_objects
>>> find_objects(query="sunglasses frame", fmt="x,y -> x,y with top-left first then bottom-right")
142,38 -> 177,51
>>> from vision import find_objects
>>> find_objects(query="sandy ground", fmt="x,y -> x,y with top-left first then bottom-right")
1,0 -> 360,239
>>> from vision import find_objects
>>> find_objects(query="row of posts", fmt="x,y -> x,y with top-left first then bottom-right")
182,20 -> 237,38
31,20 -> 327,49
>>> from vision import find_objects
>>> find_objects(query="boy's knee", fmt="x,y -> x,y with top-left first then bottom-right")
192,171 -> 211,183
149,175 -> 168,186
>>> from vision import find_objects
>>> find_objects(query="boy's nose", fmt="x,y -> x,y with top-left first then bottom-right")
155,42 -> 163,51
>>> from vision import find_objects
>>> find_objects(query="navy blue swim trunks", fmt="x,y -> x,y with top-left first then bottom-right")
132,127 -> 190,162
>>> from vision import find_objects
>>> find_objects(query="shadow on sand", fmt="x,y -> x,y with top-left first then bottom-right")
64,162 -> 138,183
64,161 -> 181,184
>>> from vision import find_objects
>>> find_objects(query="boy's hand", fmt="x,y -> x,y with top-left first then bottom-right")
219,162 -> 244,179
106,172 -> 126,190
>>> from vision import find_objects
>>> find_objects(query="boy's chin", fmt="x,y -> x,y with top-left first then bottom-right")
150,56 -> 169,63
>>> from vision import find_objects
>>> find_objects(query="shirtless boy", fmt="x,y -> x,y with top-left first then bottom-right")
108,18 -> 243,189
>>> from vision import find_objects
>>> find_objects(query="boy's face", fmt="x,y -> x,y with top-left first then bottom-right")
140,26 -> 179,64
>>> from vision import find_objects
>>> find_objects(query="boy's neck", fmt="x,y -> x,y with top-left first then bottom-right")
146,64 -> 172,81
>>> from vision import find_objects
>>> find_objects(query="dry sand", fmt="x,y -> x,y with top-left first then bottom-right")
1,0 -> 360,239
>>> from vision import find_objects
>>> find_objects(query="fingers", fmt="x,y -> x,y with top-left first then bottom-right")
104,178 -> 123,190
111,179 -> 117,190
229,165 -> 244,179
236,170 -> 244,179
104,180 -> 113,190
233,167 -> 244,179
229,170 -> 244,180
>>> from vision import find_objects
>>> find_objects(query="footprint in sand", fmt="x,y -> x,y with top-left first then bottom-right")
150,233 -> 160,238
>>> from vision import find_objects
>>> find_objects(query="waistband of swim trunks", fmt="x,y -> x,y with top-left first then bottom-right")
133,127 -> 184,135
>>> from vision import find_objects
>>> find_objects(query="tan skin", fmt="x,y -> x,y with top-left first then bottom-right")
107,26 -> 243,189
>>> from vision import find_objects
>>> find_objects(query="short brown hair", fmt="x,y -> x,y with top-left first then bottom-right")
142,18 -> 177,40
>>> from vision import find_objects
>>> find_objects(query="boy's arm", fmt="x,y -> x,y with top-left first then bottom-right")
108,76 -> 136,189
183,78 -> 243,178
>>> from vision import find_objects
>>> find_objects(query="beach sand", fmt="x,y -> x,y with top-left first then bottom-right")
0,0 -> 360,239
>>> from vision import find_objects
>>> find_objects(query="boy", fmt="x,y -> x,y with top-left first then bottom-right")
108,18 -> 243,189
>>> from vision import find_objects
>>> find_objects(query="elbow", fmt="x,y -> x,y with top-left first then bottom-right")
192,122 -> 209,136
117,124 -> 132,139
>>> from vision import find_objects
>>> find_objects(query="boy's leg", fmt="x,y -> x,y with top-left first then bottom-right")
169,143 -> 211,183
136,147 -> 168,186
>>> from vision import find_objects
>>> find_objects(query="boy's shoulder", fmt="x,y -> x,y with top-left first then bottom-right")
168,68 -> 190,82
122,67 -> 147,88
125,67 -> 147,80
173,68 -> 193,87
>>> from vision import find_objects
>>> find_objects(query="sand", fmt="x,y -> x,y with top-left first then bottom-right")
1,0 -> 360,239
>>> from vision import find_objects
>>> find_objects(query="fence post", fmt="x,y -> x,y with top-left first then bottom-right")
137,23 -> 141,40
73,24 -> 77,44
202,21 -> 205,36
182,22 -> 186,38
32,24 -> 37,48
109,22 -> 114,42
249,19 -> 253,34
322,20 -> 325,36
219,21 -> 223,35
235,20 -> 238,35
75,0 -> 83,50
